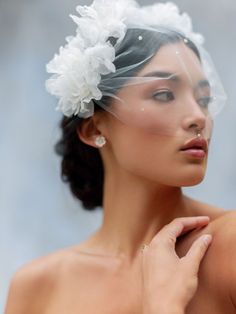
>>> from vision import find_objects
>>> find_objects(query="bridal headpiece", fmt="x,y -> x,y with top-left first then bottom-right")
45,0 -> 226,138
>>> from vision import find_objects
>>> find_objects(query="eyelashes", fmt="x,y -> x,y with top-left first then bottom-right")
197,96 -> 213,108
152,90 -> 174,102
151,89 -> 212,108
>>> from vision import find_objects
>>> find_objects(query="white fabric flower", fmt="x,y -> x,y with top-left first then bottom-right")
46,41 -> 116,117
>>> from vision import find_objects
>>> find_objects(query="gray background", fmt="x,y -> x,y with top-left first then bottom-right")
1,0 -> 235,311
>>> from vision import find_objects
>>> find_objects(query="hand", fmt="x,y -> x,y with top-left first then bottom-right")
141,216 -> 212,314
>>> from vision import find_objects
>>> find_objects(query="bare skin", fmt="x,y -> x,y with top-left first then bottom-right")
5,199 -> 236,314
5,42 -> 236,313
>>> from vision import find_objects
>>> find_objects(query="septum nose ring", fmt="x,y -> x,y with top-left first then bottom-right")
195,127 -> 202,138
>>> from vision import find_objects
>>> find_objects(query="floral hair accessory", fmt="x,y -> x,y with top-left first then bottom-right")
45,0 -> 205,118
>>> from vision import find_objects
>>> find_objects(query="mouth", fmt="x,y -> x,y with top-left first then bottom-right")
180,138 -> 208,159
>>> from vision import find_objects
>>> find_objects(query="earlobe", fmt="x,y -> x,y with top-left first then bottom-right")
76,116 -> 106,148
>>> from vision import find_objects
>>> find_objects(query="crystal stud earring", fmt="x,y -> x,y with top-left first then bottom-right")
95,135 -> 106,148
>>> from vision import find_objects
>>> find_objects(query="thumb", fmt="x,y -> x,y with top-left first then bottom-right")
183,234 -> 212,276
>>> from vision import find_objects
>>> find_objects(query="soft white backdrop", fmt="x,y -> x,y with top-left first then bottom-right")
1,0 -> 236,311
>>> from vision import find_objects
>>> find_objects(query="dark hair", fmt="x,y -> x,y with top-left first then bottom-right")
55,28 -> 201,210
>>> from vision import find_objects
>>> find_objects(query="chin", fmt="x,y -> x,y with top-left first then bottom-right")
175,158 -> 208,186
177,169 -> 206,187
181,176 -> 205,187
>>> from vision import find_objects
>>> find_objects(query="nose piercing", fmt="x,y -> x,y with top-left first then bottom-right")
195,129 -> 202,138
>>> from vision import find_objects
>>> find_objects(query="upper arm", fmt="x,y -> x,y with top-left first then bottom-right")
215,211 -> 236,309
226,212 -> 236,309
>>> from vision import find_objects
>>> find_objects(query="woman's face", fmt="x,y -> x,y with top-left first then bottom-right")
101,41 -> 212,186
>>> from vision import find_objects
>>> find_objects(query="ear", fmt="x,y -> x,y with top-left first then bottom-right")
76,114 -> 105,148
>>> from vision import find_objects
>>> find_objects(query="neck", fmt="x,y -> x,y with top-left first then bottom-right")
92,168 -> 192,261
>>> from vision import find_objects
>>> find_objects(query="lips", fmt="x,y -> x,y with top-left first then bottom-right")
180,138 -> 208,152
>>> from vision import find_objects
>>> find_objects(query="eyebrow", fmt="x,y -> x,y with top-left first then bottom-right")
141,71 -> 179,82
141,71 -> 210,89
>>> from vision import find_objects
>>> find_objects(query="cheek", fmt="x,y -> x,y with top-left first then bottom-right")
109,129 -> 208,186
110,130 -> 175,180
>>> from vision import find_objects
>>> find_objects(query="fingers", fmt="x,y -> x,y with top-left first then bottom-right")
151,216 -> 210,249
183,234 -> 212,275
177,216 -> 210,236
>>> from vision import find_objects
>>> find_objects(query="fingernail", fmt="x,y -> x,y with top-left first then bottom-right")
202,234 -> 212,245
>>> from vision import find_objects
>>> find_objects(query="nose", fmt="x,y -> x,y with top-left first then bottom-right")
182,101 -> 207,134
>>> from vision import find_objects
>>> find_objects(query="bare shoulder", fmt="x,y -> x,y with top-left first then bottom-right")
210,208 -> 236,249
196,208 -> 236,286
177,206 -> 236,309
208,209 -> 236,305
4,246 -> 89,314
207,208 -> 236,239
203,208 -> 236,257
179,197 -> 236,259
184,195 -> 232,220
187,197 -> 236,239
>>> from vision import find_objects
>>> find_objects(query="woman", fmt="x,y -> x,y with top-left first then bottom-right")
5,1 -> 236,313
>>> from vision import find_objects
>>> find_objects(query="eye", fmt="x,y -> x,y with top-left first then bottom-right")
197,96 -> 213,108
152,90 -> 175,102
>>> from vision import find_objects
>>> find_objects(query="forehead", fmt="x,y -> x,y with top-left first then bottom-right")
137,41 -> 205,81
